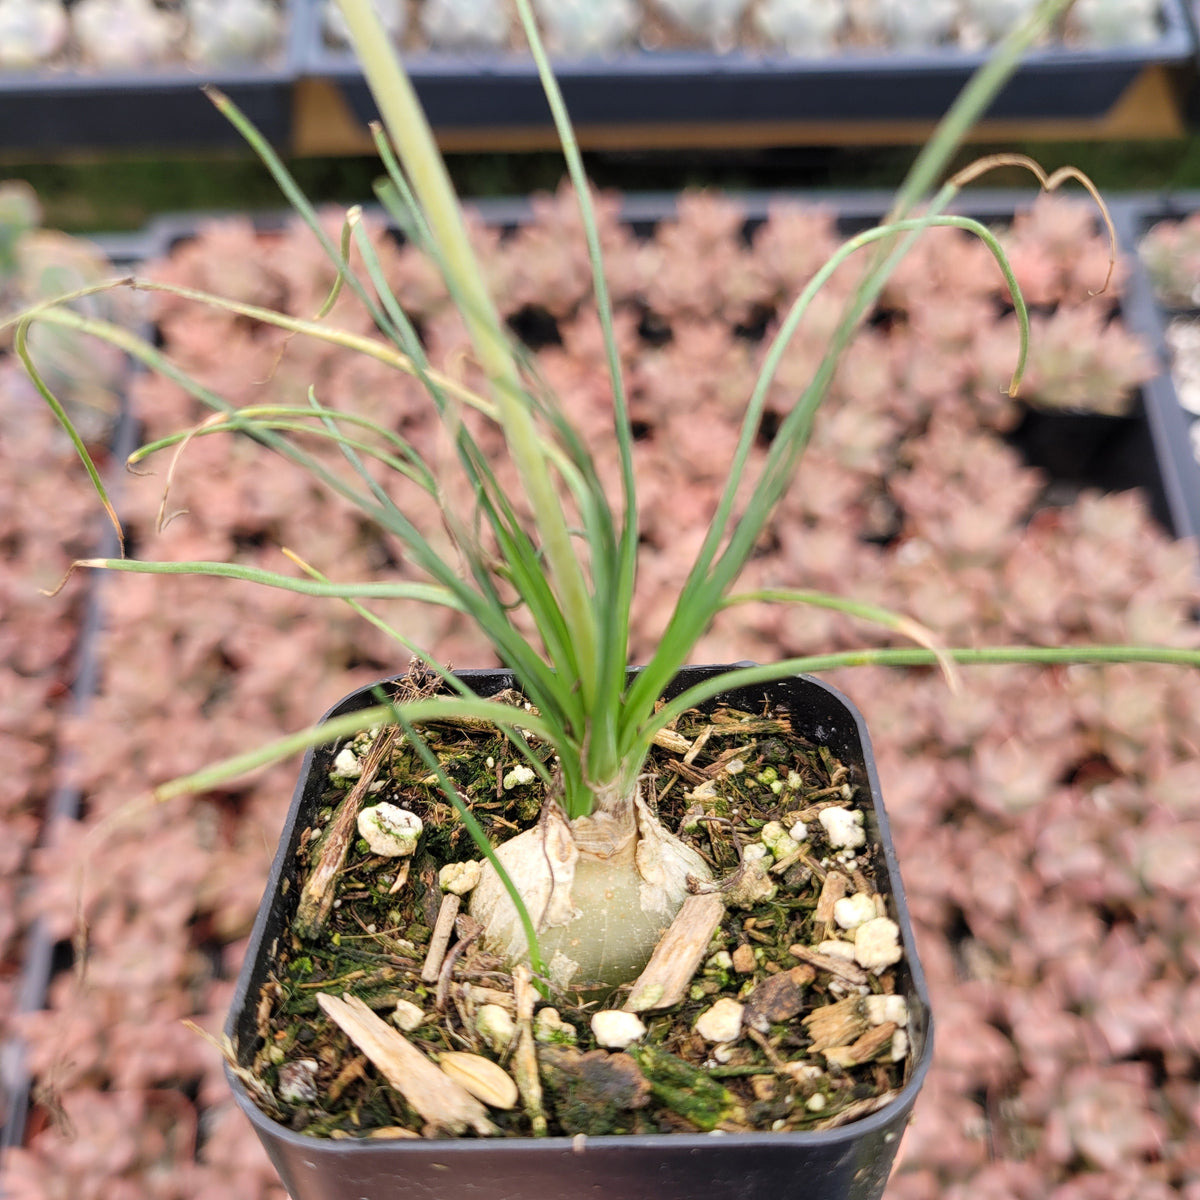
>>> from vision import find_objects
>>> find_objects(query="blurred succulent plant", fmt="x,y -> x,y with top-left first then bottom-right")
1164,318 -> 1200,419
754,0 -> 843,53
999,193 -> 1121,306
185,0 -> 280,64
532,0 -> 638,54
72,0 -> 180,67
0,180 -> 131,437
420,0 -> 511,49
0,0 -> 68,67
1014,306 -> 1154,415
1139,214 -> 1200,309
960,0 -> 1042,44
653,0 -> 748,49
1069,0 -> 1159,45
863,0 -> 957,49
0,180 -> 38,283
323,0 -> 405,46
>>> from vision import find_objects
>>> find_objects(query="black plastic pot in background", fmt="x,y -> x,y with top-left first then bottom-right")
1110,193 -> 1200,547
224,665 -> 933,1200
1007,404 -> 1191,540
0,5 -> 302,154
299,0 -> 1192,138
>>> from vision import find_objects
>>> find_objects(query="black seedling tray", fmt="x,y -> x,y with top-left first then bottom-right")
1108,193 -> 1200,546
0,226 -> 163,1165
301,0 -> 1193,133
0,3 -> 302,153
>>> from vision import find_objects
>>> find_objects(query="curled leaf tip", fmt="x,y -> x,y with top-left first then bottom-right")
948,152 -> 1117,299
40,561 -> 83,597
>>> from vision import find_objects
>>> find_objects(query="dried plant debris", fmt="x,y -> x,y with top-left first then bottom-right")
248,699 -> 916,1139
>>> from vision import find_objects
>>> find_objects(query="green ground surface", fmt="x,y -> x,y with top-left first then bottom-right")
8,136 -> 1200,235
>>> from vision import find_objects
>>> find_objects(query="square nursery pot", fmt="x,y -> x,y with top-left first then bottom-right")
225,664 -> 933,1200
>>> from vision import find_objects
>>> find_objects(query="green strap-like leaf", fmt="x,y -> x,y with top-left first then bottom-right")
15,318 -> 124,553
156,693 -> 558,801
641,645 -> 1200,761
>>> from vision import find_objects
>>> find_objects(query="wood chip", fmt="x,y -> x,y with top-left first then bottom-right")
464,984 -> 516,1013
325,1055 -> 368,1104
624,893 -> 726,1012
814,871 -> 848,924
387,858 -> 411,896
316,993 -> 496,1136
438,1051 -> 519,1109
511,965 -> 547,1136
652,728 -> 691,754
294,728 -> 399,939
802,996 -> 868,1052
812,1089 -> 901,1131
744,966 -> 815,1030
683,725 -> 713,765
788,943 -> 869,986
669,759 -> 709,786
821,1023 -> 898,1069
702,744 -> 754,779
768,846 -> 807,876
421,892 -> 461,983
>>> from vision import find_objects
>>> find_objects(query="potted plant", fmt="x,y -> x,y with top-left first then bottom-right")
9,1 -> 1200,1197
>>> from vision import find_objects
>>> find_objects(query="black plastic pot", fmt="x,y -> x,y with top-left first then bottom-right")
0,5 -> 301,153
225,664 -> 932,1200
300,0 -> 1192,137
1007,405 -> 1188,537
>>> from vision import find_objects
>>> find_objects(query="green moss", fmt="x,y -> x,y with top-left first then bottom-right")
629,1045 -> 741,1132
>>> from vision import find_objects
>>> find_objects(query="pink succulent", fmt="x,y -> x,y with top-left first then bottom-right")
1042,1063 -> 1166,1170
